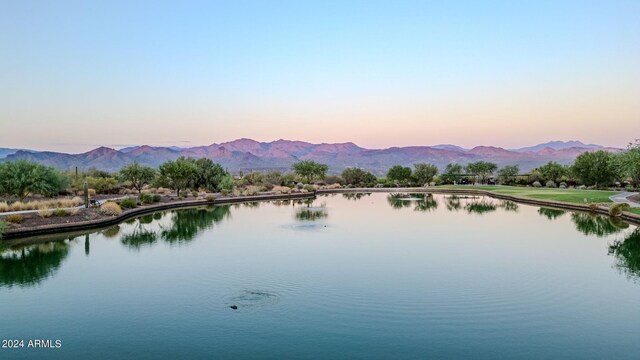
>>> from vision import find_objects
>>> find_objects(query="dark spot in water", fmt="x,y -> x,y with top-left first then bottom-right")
230,305 -> 238,310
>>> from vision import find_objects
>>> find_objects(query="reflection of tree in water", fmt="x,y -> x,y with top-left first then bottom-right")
538,208 -> 566,220
0,241 -> 71,288
571,213 -> 628,237
445,195 -> 462,211
295,208 -> 328,221
121,228 -> 158,249
342,193 -> 371,201
414,194 -> 438,212
101,225 -> 121,238
161,205 -> 231,244
609,229 -> 640,282
387,193 -> 438,212
500,201 -> 519,212
270,200 -> 291,207
465,201 -> 497,214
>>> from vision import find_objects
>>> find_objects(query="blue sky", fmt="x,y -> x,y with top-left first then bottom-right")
1,0 -> 639,152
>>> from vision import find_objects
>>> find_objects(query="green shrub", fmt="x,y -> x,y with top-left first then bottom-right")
54,208 -> 68,217
609,203 -> 631,217
120,198 -> 138,209
140,193 -> 154,204
206,194 -> 216,202
152,194 -> 161,202
627,185 -> 635,192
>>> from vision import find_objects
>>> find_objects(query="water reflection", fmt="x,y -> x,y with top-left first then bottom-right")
445,195 -> 462,211
295,208 -> 328,221
538,208 -> 566,220
501,201 -> 519,212
387,193 -> 438,212
609,229 -> 640,281
0,240 -> 71,288
161,206 -> 231,244
571,213 -> 629,237
465,201 -> 497,215
342,193 -> 371,201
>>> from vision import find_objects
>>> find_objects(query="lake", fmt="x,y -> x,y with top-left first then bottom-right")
1,193 -> 639,359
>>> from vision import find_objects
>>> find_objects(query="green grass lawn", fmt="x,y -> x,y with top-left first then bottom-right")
436,185 -> 618,204
628,208 -> 640,215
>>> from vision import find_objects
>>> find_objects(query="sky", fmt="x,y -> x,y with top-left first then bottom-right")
1,0 -> 639,153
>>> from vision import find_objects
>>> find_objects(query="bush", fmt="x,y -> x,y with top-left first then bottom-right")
152,194 -> 161,202
5,214 -> 24,224
192,190 -> 198,197
272,186 -> 291,194
609,203 -> 631,217
559,182 -> 568,189
205,194 -> 216,202
546,180 -> 557,188
68,207 -> 80,216
54,208 -> 68,217
627,185 -> 635,192
120,198 -> 138,209
140,193 -> 154,204
0,202 -> 8,212
532,181 -> 542,188
303,184 -> 316,192
100,202 -> 123,216
10,201 -> 24,211
38,209 -> 53,218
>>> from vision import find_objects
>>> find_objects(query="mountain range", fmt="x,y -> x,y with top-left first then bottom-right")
0,139 -> 620,175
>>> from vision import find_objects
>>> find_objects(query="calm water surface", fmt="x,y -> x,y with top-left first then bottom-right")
1,193 -> 640,359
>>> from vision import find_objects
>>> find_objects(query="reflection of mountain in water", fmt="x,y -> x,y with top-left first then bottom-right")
538,208 -> 566,220
571,213 -> 628,237
609,229 -> 640,281
0,241 -> 70,288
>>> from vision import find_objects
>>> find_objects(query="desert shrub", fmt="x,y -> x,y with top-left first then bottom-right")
205,194 -> 216,202
303,184 -> 316,192
68,207 -> 80,216
546,180 -> 557,188
559,182 -> 568,189
38,209 -> 53,218
627,185 -> 635,192
272,186 -> 291,194
140,193 -> 154,204
152,194 -> 161,202
5,214 -> 24,223
100,202 -> 123,216
54,208 -> 68,217
120,198 -> 138,209
609,203 -> 631,217
192,190 -> 198,197
243,186 -> 261,196
0,202 -> 8,212
532,181 -> 542,188
588,203 -> 599,212
10,201 -> 24,211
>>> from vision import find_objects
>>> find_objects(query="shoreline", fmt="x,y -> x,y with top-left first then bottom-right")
3,187 -> 639,241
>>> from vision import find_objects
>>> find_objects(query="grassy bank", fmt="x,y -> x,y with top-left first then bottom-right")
435,185 -> 619,204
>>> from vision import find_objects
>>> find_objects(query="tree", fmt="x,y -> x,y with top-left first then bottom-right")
412,163 -> 438,186
571,150 -> 617,187
537,161 -> 566,182
119,162 -> 157,195
157,157 -> 198,197
0,160 -> 68,200
341,168 -> 377,186
465,161 -> 497,184
193,158 -> 228,192
441,163 -> 463,184
621,139 -> 640,185
387,165 -> 413,185
292,160 -> 328,183
497,165 -> 519,184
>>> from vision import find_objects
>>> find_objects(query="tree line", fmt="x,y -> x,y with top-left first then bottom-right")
0,139 -> 638,200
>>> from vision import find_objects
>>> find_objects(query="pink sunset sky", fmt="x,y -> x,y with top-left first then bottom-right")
1,1 -> 639,153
